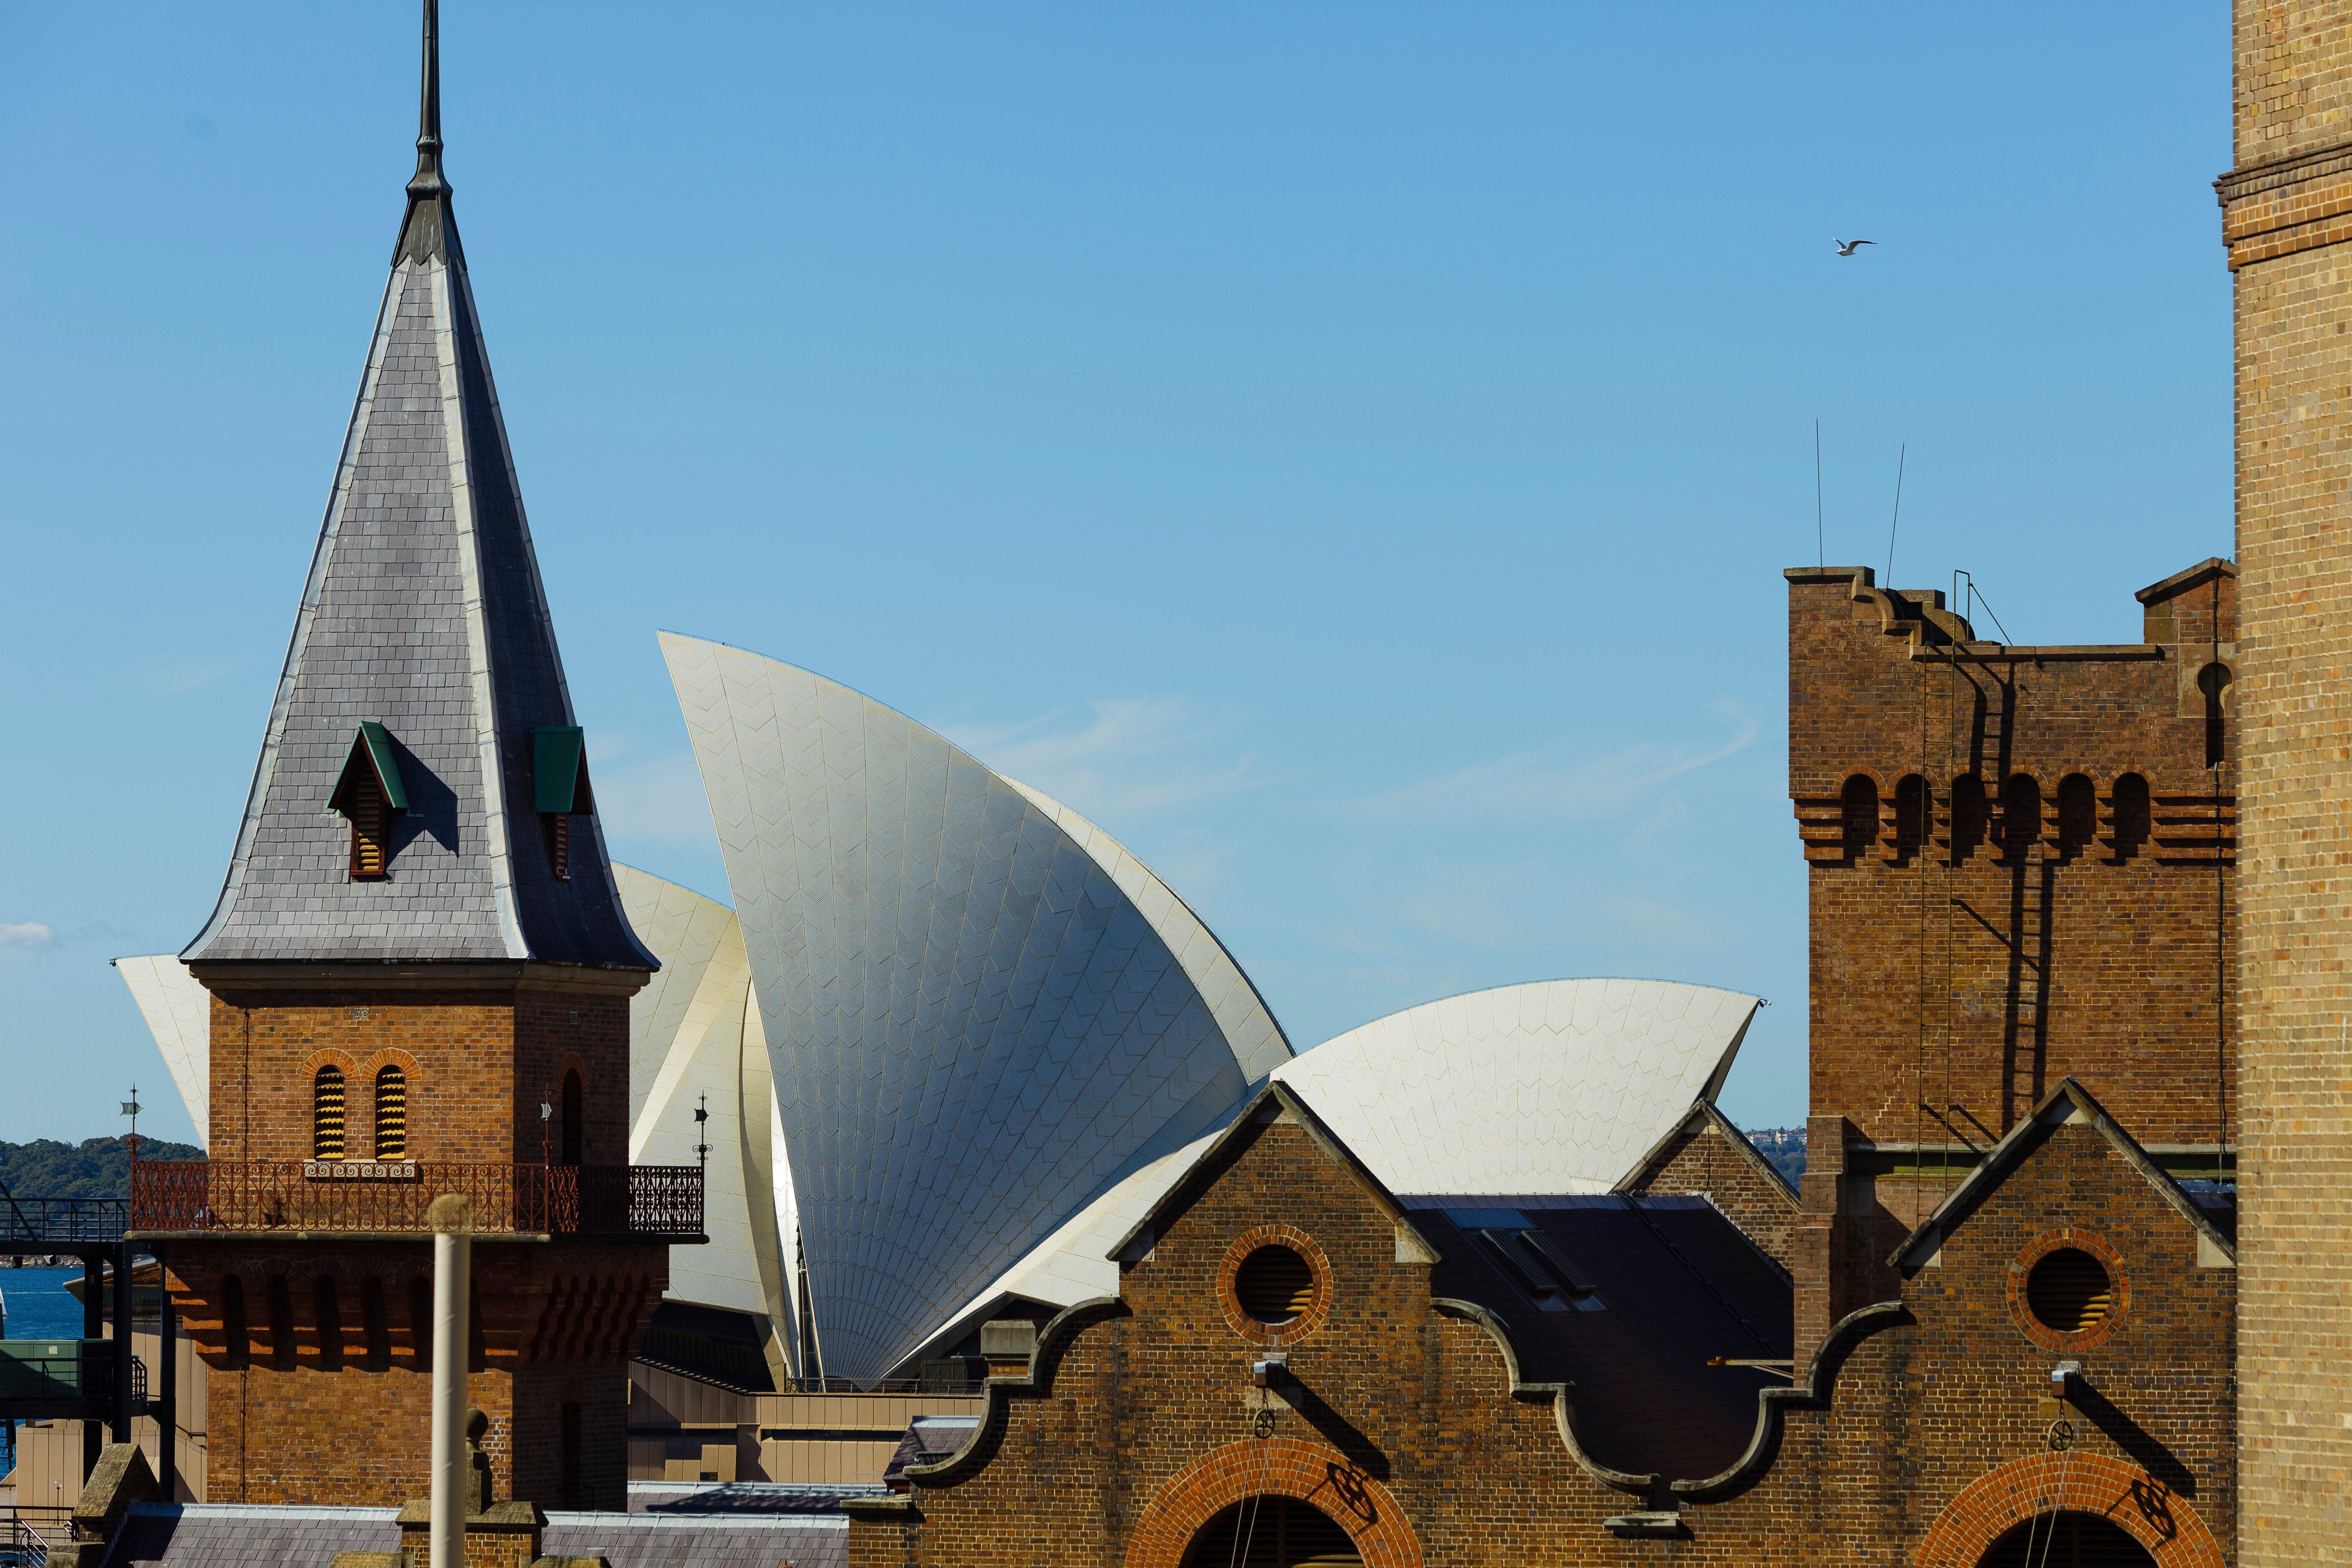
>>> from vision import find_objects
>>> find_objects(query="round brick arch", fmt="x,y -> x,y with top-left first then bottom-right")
1124,1437 -> 1423,1568
1915,1452 -> 2223,1568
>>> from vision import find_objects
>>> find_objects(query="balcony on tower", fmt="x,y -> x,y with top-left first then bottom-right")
125,1160 -> 704,1242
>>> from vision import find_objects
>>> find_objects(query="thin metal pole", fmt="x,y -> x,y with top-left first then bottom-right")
156,1245 -> 177,1500
1885,443 -> 1906,582
81,1253 -> 102,1483
1815,419 -> 1824,567
111,1241 -> 133,1443
429,1194 -> 475,1568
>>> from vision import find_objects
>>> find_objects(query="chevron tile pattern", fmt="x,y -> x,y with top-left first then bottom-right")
1270,979 -> 1759,1197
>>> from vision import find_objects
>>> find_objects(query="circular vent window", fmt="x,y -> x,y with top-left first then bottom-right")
2026,1248 -> 2113,1336
1233,1245 -> 1315,1325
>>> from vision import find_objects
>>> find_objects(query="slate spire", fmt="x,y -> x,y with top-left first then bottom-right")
184,1 -> 655,972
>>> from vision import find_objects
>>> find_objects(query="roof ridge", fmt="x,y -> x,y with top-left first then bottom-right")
1885,1076 -> 2235,1271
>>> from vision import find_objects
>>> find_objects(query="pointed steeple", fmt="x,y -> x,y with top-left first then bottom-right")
185,1 -> 654,974
396,0 -> 459,264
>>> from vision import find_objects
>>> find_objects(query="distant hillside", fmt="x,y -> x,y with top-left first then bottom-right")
1746,1125 -> 1805,1186
0,1137 -> 205,1200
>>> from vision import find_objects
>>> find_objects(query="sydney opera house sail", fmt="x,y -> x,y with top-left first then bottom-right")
662,633 -> 1296,1382
1270,978 -> 1758,1196
613,865 -> 800,1375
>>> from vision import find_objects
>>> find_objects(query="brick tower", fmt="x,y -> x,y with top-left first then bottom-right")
129,3 -> 700,1510
1782,560 -> 2236,1358
2222,3 -> 2352,1559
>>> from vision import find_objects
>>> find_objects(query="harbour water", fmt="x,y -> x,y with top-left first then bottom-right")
3,1268 -> 87,1477
2,1269 -> 85,1339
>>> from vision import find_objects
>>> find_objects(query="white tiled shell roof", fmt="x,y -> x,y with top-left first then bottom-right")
942,980 -> 1757,1323
114,955 -> 213,1145
1269,979 -> 1759,1196
615,866 -> 800,1370
921,1123 -> 1231,1339
660,633 -> 1293,1383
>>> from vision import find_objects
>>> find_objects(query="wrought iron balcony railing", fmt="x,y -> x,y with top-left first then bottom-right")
127,1161 -> 703,1240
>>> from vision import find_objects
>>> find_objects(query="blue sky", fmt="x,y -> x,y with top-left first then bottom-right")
0,3 -> 2229,1145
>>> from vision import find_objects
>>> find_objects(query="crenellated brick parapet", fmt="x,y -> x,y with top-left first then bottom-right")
1787,561 -> 2237,1158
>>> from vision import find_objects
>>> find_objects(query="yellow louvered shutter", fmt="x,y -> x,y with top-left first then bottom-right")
315,1067 -> 346,1160
349,773 -> 388,879
374,1066 -> 406,1159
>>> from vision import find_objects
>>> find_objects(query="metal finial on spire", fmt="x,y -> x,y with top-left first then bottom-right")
411,0 -> 444,194
395,0 -> 460,264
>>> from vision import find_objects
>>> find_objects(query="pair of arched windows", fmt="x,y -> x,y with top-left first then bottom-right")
315,1065 -> 407,1160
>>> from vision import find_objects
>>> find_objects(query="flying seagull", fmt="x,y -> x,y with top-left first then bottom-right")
1834,238 -> 1876,256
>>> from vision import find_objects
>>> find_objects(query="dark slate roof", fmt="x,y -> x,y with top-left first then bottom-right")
102,1501 -> 849,1568
544,1509 -> 846,1568
181,8 -> 652,972
629,1481 -> 886,1515
105,1503 -> 400,1568
882,1416 -> 981,1491
1407,1194 -> 1792,1482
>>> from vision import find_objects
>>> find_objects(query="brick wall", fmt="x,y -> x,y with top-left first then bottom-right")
1620,1116 -> 1800,1269
198,985 -> 629,1166
165,1237 -> 662,1509
2226,3 -> 2352,1559
851,1105 -> 2233,1565
1786,567 -> 2236,1152
513,988 -> 630,1167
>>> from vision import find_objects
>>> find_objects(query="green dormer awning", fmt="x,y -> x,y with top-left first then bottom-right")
328,722 -> 411,815
533,727 -> 593,814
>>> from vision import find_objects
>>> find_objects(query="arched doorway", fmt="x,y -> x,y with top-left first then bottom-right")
1978,1510 -> 2156,1567
1914,1452 -> 2224,1568
1180,1496 -> 1362,1568
1122,1437 -> 1422,1568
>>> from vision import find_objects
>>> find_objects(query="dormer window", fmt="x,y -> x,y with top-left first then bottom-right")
533,727 -> 593,882
330,723 -> 411,881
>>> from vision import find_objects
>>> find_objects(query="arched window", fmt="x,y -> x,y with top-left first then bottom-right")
1180,1497 -> 1362,1568
374,1065 -> 407,1160
2199,662 -> 2231,769
1950,775 -> 1988,863
561,1069 -> 584,1166
359,1276 -> 391,1368
221,1275 -> 249,1370
560,1402 -> 583,1509
266,1274 -> 296,1371
314,1066 -> 346,1161
1840,774 -> 1880,862
2112,772 -> 2151,861
2056,774 -> 2097,861
2000,775 -> 2042,864
1894,775 -> 1929,863
314,1277 -> 344,1371
409,1275 -> 434,1366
